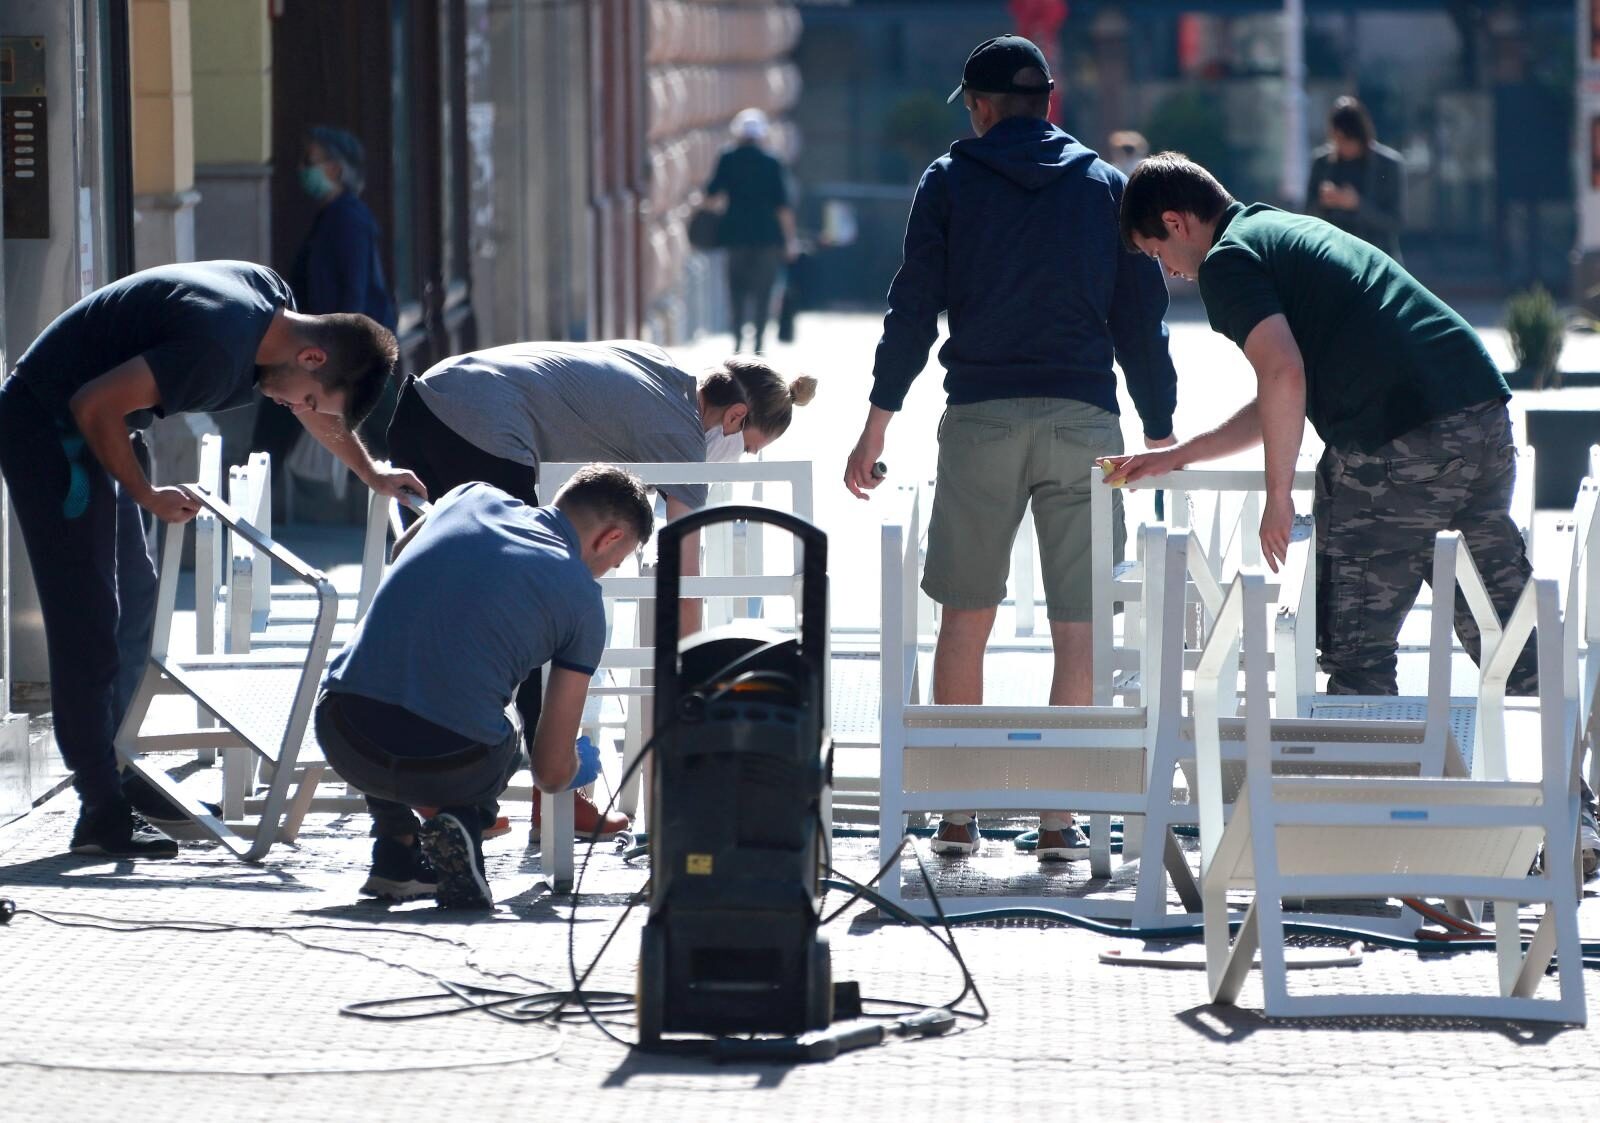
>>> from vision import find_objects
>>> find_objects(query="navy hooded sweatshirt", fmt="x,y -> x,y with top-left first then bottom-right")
869,117 -> 1177,440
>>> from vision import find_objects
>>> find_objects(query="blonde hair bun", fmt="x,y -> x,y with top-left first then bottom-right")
789,374 -> 818,407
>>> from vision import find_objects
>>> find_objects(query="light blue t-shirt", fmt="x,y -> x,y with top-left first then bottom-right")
324,483 -> 605,745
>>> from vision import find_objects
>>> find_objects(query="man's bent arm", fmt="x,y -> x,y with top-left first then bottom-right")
1104,397 -> 1262,487
297,408 -> 379,481
1240,314 -> 1307,504
530,667 -> 591,792
68,358 -> 197,522
297,408 -> 425,500
68,359 -> 161,500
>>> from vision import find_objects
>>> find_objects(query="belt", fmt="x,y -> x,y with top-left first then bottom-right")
324,693 -> 492,774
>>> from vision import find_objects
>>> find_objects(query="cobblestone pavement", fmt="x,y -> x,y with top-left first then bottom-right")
2,788 -> 1598,1121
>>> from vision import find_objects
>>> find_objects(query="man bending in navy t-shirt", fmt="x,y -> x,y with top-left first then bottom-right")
316,466 -> 654,909
0,260 -> 422,859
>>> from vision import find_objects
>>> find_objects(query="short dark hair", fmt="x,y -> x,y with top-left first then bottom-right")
1328,95 -> 1375,147
971,66 -> 1051,122
1118,151 -> 1235,249
554,464 -> 654,548
299,313 -> 399,427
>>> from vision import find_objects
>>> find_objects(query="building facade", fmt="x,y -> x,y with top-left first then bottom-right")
0,0 -> 800,818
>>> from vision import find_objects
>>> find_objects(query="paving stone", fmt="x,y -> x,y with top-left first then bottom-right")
3,788 -> 1600,1120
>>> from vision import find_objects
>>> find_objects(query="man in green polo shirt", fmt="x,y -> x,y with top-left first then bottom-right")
1106,152 -> 1535,697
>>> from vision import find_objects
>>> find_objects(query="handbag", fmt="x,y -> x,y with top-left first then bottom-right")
687,207 -> 722,251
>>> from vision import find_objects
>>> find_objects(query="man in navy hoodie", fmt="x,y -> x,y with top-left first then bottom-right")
844,35 -> 1178,861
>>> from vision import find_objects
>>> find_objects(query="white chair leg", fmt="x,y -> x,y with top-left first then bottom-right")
1122,812 -> 1144,862
541,790 -> 575,892
222,747 -> 251,821
1494,898 -> 1524,996
1208,890 -> 1255,1005
1512,907 -> 1558,999
1088,812 -> 1113,878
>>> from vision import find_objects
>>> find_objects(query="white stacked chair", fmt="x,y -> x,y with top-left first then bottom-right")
193,450 -> 386,819
877,474 -> 1488,928
115,483 -> 338,860
877,483 -> 1204,922
1089,463 -> 1319,711
1553,465 -> 1600,794
1195,531 -> 1586,1023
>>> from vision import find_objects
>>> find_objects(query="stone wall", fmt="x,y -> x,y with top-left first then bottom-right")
643,0 -> 801,341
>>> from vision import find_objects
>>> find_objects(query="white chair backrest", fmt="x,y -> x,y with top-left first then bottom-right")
1089,463 -> 1316,705
879,485 -> 922,722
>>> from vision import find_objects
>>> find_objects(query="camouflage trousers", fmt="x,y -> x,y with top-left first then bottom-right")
1314,398 -> 1537,696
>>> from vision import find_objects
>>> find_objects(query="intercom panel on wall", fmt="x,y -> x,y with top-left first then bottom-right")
1,37 -> 49,240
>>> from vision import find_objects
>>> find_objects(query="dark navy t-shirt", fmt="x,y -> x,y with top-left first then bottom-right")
324,483 -> 607,746
11,260 -> 293,428
706,144 -> 789,247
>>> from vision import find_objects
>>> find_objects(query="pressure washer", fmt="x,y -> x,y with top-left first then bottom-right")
635,504 -> 832,1043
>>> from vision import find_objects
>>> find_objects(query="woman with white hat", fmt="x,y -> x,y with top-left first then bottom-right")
705,108 -> 798,354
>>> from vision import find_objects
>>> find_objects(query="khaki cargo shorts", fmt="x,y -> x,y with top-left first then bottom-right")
922,397 -> 1124,623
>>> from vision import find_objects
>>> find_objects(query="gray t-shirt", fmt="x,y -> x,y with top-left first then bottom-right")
413,340 -> 709,508
323,483 -> 606,746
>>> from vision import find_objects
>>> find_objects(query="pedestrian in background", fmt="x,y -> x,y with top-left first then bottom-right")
254,126 -> 400,487
1108,129 -> 1148,177
705,109 -> 799,354
1307,96 -> 1405,262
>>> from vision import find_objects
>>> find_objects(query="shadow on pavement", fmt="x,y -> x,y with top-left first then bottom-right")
0,851 -> 317,892
1176,1002 -> 1572,1045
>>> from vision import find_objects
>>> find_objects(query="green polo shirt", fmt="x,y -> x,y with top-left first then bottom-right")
1196,202 -> 1508,452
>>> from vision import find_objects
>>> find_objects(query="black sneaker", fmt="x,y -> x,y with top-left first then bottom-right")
69,802 -> 180,859
120,774 -> 222,844
122,770 -> 222,824
361,836 -> 440,901
419,812 -> 492,909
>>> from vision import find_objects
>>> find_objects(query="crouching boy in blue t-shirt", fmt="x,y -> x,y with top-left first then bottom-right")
315,465 -> 653,908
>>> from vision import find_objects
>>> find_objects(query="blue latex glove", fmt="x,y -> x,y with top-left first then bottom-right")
566,735 -> 602,791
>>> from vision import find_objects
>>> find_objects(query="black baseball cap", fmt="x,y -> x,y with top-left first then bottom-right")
947,35 -> 1055,104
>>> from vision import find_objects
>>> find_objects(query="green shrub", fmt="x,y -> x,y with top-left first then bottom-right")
884,93 -> 960,182
1144,90 -> 1236,189
1506,285 -> 1565,390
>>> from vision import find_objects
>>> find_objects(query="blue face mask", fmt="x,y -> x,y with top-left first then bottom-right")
299,164 -> 335,200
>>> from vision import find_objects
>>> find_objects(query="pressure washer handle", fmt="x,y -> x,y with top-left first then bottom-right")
653,503 -> 828,711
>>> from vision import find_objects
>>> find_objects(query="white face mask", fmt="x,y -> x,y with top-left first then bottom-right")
704,425 -> 745,463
